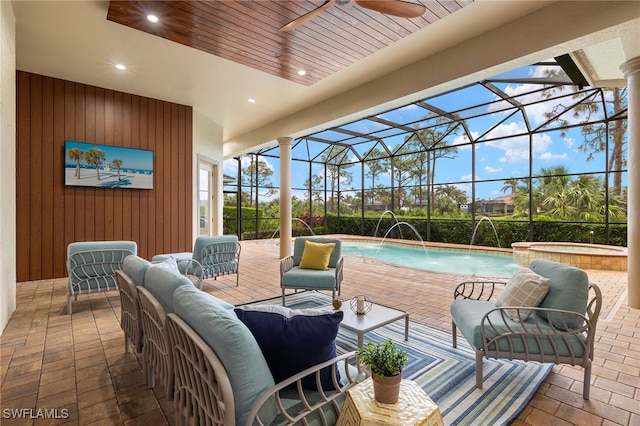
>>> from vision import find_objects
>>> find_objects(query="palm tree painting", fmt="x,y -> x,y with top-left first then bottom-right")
68,147 -> 84,178
65,141 -> 154,189
112,159 -> 123,181
83,148 -> 106,181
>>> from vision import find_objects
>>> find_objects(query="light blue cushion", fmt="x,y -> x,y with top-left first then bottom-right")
193,235 -> 238,263
172,286 -> 276,425
281,267 -> 337,289
151,252 -> 193,262
292,237 -> 341,268
530,259 -> 589,330
123,255 -> 152,287
451,299 -> 586,357
67,240 -> 137,257
171,283 -> 236,311
143,267 -> 191,314
234,305 -> 343,390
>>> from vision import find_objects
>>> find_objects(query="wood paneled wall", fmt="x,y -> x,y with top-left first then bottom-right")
16,71 -> 193,281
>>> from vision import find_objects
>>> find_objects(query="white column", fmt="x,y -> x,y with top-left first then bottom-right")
621,56 -> 640,309
278,137 -> 293,259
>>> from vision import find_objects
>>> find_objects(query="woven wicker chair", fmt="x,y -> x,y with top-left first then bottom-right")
115,270 -> 143,354
137,286 -> 174,399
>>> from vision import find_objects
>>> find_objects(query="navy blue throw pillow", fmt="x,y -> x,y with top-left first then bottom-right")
234,305 -> 343,390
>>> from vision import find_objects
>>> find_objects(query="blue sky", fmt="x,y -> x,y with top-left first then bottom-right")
224,63 -> 626,202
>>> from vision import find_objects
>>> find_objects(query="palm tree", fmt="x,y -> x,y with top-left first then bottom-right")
83,147 -> 105,181
112,158 -> 123,181
68,147 -> 83,178
541,67 -> 627,196
501,178 -> 519,195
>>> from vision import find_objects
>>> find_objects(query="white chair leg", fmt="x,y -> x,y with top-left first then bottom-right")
67,294 -> 72,315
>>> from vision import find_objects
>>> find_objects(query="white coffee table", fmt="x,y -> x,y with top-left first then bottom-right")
334,298 -> 409,348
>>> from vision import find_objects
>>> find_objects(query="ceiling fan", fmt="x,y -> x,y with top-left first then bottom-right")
280,0 -> 426,32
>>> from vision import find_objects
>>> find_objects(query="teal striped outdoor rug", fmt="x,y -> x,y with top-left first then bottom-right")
248,291 -> 553,426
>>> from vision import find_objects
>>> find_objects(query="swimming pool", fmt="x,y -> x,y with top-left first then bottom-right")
342,241 -> 521,277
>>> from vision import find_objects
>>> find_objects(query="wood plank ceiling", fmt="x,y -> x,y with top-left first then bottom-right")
107,0 -> 472,86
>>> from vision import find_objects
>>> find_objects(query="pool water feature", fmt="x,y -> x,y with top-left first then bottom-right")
342,241 -> 520,277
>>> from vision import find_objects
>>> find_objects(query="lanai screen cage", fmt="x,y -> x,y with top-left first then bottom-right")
224,58 -> 628,248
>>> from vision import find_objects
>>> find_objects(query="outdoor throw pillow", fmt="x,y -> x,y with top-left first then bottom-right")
234,304 -> 343,390
496,267 -> 550,322
153,255 -> 181,275
298,240 -> 335,270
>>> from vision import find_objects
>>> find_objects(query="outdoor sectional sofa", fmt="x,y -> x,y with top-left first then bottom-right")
118,256 -> 364,425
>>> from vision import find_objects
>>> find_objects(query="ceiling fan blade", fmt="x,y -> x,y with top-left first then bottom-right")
280,0 -> 335,32
354,0 -> 426,18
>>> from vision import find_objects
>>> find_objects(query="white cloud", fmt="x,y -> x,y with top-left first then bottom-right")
539,151 -> 568,161
223,158 -> 238,174
460,173 -> 478,181
484,165 -> 502,173
483,122 -> 553,163
486,65 -> 592,126
453,130 -> 478,149
564,136 -> 575,149
240,155 -> 274,171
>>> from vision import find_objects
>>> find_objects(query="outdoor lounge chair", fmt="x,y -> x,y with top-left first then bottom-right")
450,259 -> 602,399
280,236 -> 344,306
66,240 -> 137,314
152,235 -> 240,288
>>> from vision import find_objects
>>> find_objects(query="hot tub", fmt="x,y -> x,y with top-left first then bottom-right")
512,242 -> 627,271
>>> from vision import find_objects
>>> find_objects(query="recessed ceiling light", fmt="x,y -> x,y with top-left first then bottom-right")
115,64 -> 126,70
147,14 -> 159,23
248,98 -> 256,103
297,70 -> 306,76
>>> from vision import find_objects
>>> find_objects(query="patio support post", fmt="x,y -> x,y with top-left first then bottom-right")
278,137 -> 293,259
621,56 -> 640,309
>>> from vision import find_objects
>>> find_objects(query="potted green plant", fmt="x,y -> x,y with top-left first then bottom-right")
355,339 -> 408,404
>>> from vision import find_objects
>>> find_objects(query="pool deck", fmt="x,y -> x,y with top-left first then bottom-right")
1,238 -> 638,425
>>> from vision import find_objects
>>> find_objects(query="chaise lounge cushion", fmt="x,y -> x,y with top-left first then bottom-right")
173,286 -> 276,425
235,305 -> 343,390
530,259 -> 589,330
496,267 -> 550,321
122,255 -> 152,287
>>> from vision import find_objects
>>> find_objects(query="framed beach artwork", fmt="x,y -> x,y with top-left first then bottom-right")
64,141 -> 154,189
